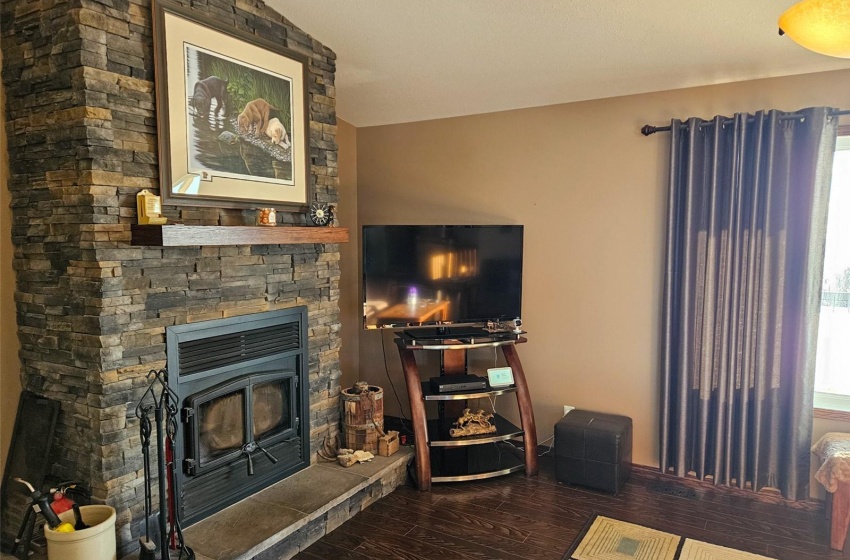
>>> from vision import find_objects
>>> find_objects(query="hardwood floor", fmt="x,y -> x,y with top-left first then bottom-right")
294,454 -> 846,560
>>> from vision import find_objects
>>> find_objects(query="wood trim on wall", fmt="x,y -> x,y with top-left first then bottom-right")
629,463 -> 824,512
527,444 -> 827,512
815,408 -> 850,422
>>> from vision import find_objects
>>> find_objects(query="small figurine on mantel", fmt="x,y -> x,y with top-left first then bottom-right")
328,203 -> 339,227
136,189 -> 167,225
256,207 -> 277,226
450,408 -> 497,438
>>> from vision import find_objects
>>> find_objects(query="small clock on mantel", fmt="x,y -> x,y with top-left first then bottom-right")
309,202 -> 336,227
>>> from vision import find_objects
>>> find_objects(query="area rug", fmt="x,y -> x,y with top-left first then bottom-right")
678,539 -> 776,560
563,515 -> 776,560
566,515 -> 681,560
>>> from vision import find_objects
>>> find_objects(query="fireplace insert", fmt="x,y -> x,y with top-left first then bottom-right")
167,307 -> 309,525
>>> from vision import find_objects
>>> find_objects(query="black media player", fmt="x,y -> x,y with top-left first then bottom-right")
429,374 -> 488,393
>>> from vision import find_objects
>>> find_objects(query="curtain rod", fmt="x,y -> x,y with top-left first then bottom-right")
640,108 -> 850,136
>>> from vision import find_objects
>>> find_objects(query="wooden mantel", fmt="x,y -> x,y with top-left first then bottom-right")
131,224 -> 350,247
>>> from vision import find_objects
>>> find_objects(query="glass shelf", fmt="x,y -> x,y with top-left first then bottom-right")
429,442 -> 525,482
420,381 -> 518,401
427,414 -> 523,447
395,333 -> 527,351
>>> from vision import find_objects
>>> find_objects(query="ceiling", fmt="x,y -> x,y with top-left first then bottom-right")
270,1 -> 850,127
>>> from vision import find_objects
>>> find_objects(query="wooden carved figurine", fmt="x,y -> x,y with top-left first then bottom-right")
449,408 -> 496,437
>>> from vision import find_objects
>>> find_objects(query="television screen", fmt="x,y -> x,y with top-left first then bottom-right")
362,225 -> 523,329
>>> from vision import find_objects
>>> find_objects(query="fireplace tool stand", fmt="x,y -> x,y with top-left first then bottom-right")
136,369 -> 194,560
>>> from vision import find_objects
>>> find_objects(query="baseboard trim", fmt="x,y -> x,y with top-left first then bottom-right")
629,463 -> 823,512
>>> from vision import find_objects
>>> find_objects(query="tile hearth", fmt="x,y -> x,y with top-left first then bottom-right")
185,448 -> 412,560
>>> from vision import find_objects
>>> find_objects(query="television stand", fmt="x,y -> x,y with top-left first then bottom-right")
403,325 -> 490,339
394,333 -> 537,491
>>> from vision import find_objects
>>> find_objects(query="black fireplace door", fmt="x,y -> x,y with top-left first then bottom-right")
183,370 -> 297,477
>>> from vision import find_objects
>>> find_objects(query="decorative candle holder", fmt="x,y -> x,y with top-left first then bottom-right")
256,208 -> 277,226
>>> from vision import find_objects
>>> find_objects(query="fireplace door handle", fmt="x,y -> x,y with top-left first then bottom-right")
257,445 -> 279,465
241,443 -> 278,476
245,450 -> 254,476
241,443 -> 257,476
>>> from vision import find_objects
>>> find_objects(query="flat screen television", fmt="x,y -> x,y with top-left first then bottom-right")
362,225 -> 523,334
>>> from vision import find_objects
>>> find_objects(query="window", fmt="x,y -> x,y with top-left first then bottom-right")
814,131 -> 850,411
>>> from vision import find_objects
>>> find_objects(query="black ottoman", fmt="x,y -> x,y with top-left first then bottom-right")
554,409 -> 632,494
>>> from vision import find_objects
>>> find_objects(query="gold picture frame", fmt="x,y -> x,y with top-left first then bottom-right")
152,0 -> 310,210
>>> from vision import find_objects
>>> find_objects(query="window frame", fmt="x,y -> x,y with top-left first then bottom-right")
814,124 -> 850,419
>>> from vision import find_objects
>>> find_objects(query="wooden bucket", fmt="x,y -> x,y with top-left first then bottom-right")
341,382 -> 384,453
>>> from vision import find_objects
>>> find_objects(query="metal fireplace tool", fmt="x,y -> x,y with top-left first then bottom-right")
135,368 -> 194,560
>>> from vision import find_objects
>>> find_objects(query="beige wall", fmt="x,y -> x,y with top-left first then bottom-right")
337,119 -> 360,391
355,68 -> 850,471
1,46 -> 21,476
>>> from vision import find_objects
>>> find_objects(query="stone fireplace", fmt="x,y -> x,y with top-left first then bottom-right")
1,0 -> 342,555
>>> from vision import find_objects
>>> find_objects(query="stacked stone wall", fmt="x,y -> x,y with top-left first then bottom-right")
1,0 -> 340,554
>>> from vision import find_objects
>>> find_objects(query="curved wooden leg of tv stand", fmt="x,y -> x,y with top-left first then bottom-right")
398,346 -> 431,491
501,344 -> 538,477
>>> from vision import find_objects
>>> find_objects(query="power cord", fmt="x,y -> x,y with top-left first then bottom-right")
380,330 -> 412,430
516,434 -> 555,457
537,435 -> 555,457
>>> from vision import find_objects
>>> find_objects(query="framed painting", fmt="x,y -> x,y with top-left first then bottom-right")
152,0 -> 310,209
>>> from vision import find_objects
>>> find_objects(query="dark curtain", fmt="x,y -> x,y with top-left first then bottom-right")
660,107 -> 838,500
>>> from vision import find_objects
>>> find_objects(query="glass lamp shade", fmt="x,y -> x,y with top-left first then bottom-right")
779,0 -> 850,58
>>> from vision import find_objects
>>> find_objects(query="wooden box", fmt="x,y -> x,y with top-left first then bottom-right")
378,431 -> 399,457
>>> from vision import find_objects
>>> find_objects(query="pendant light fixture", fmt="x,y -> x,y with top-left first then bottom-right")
778,0 -> 850,58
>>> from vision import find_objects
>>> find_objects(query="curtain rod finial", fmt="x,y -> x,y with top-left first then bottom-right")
641,125 -> 658,136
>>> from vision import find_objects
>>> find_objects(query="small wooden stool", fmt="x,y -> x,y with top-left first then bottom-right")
812,432 -> 850,551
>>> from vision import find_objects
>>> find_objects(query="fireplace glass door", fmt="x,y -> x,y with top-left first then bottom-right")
198,391 -> 245,465
184,371 -> 296,476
